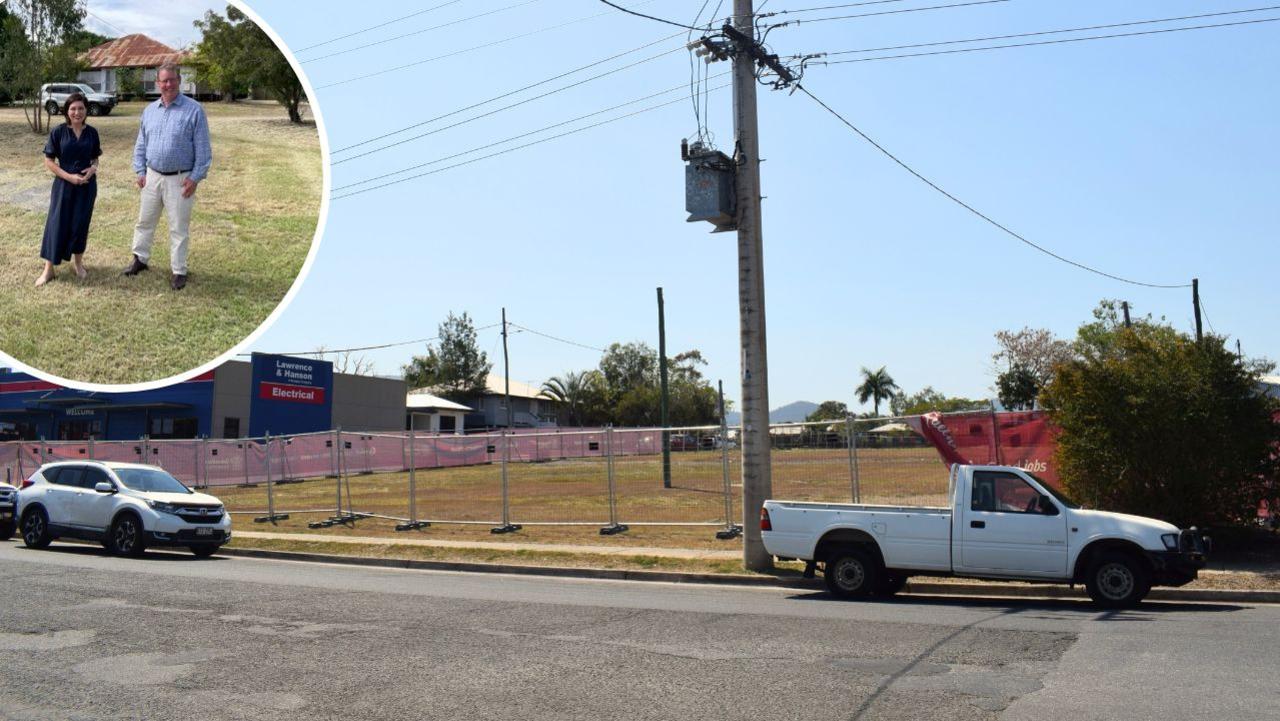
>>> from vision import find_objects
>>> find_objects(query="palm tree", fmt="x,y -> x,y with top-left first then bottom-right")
541,370 -> 603,427
855,366 -> 900,417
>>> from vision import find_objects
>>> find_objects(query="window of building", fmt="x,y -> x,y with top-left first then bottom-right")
223,417 -> 241,439
150,417 -> 198,439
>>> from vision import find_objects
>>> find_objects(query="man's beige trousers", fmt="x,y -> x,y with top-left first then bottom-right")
131,168 -> 195,275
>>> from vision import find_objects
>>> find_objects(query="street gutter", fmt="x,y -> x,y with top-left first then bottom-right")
219,547 -> 1280,605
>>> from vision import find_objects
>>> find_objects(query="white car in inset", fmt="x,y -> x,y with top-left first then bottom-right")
0,481 -> 16,540
17,461 -> 231,557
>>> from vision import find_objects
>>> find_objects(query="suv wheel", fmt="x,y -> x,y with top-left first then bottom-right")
109,514 -> 147,557
21,508 -> 52,548
44,100 -> 58,115
87,103 -> 100,116
1085,551 -> 1150,609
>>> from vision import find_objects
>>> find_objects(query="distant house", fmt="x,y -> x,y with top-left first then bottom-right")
405,391 -> 471,434
77,34 -> 210,98
451,375 -> 558,430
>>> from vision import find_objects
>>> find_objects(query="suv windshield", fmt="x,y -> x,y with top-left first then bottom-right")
114,468 -> 192,494
75,84 -> 94,94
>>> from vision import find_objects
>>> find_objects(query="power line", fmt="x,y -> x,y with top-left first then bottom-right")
332,87 -> 728,201
795,83 -> 1190,289
509,323 -> 608,353
331,32 -> 685,153
596,0 -> 703,30
301,0 -> 543,63
333,47 -> 687,166
766,0 -> 912,13
334,81 -> 730,195
819,16 -> 1280,63
85,10 -> 128,37
294,0 -> 464,52
810,6 -> 1280,57
777,0 -> 1012,26
243,324 -> 504,357
315,2 -> 671,90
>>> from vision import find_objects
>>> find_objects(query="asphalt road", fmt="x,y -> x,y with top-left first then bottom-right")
1,541 -> 1276,721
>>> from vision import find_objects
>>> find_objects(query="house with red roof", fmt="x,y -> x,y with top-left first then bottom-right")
76,34 -> 213,98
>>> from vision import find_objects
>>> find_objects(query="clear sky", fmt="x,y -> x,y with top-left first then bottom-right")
83,0 -> 225,49
18,0 -> 1280,412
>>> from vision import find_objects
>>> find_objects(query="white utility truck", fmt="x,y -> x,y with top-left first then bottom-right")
762,464 -> 1208,608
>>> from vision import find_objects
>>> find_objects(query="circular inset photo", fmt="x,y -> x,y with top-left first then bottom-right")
0,0 -> 326,387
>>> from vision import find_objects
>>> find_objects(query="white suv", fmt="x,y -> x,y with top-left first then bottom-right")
40,82 -> 118,116
17,461 -> 231,557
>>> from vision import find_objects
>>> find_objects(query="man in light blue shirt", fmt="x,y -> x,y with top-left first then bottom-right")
122,63 -> 212,291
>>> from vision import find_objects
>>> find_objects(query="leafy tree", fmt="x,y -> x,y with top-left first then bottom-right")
806,401 -> 850,423
62,28 -> 109,53
402,312 -> 492,401
114,66 -> 142,99
1039,304 -> 1280,528
889,387 -> 989,416
191,6 -> 306,120
855,366 -> 899,417
995,365 -> 1039,410
599,342 -> 657,397
0,0 -> 84,133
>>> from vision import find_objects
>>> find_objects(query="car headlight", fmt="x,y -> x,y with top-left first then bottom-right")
146,500 -> 182,516
1161,533 -> 1179,551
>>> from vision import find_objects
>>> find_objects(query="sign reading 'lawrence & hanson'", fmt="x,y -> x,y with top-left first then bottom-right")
249,354 -> 334,436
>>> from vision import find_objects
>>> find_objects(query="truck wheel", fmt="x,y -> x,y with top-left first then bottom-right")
45,101 -> 58,115
875,572 -> 909,597
21,508 -> 52,549
87,103 -> 100,116
108,513 -> 147,557
824,546 -> 880,599
1085,551 -> 1150,609
0,520 -> 14,541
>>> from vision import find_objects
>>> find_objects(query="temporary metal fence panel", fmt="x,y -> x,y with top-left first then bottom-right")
506,429 -> 611,524
850,417 -> 951,506
768,422 -> 857,503
147,439 -> 202,486
412,432 -> 503,524
612,426 -> 728,525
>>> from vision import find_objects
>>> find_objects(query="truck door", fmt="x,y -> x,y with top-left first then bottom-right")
958,469 -> 1067,576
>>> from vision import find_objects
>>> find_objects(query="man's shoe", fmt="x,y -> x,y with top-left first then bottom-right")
171,273 -> 188,291
121,255 -> 148,276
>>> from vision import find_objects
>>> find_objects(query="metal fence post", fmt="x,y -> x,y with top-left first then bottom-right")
491,431 -> 519,533
336,427 -> 344,515
39,437 -> 46,465
87,436 -> 94,460
847,416 -> 861,504
395,426 -> 429,532
142,435 -> 150,463
201,436 -> 209,489
265,432 -> 275,521
599,426 -> 626,535
715,384 -> 741,539
241,437 -> 250,486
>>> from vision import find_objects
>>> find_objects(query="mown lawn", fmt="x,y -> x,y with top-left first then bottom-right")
0,100 -> 322,384
216,446 -> 952,549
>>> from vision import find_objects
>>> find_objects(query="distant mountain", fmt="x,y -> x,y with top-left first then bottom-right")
724,400 -> 819,425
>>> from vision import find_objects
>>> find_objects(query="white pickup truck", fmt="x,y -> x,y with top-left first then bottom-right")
762,464 -> 1208,608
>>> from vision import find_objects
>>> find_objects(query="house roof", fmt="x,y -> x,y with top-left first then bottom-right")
483,374 -> 547,400
80,34 -> 188,70
406,391 -> 471,412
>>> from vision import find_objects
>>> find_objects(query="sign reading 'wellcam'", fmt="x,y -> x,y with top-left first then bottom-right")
249,354 -> 333,437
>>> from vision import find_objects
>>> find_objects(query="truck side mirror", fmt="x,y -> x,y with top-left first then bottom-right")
1038,495 -> 1058,516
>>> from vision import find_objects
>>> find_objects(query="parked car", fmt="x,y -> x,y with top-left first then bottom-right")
762,464 -> 1209,609
40,82 -> 117,116
0,481 -> 16,540
17,461 -> 231,557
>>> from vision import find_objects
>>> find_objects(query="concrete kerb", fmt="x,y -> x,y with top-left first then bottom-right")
216,546 -> 1280,605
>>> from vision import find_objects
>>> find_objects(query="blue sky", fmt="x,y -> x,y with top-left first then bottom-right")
15,1 -> 1280,411
83,0 -> 225,49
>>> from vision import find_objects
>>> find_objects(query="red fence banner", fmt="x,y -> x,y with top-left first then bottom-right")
907,411 -> 1061,487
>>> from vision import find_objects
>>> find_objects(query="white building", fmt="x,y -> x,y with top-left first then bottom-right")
77,34 -> 204,97
405,392 -> 471,434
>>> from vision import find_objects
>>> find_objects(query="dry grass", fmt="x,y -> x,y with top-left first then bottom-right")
217,446 -> 952,548
0,101 -> 321,383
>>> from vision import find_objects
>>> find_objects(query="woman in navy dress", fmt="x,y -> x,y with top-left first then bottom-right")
36,92 -> 101,287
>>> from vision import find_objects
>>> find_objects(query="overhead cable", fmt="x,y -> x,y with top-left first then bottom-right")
796,84 -> 1190,289
332,87 -> 729,201
331,32 -> 685,153
780,0 -> 1012,25
302,0 -> 543,63
247,323 -> 503,357
334,79 -> 730,193
294,1 -> 464,52
509,324 -> 608,353
596,0 -> 703,30
333,47 -> 688,166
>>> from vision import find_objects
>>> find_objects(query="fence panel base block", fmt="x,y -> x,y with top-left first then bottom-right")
253,514 -> 290,524
598,524 -> 629,536
490,524 -> 522,534
395,521 -> 432,531
715,525 -> 743,540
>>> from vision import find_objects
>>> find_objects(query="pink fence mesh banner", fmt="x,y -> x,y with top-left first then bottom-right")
274,433 -> 338,481
907,411 -> 1060,486
343,433 -> 406,475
